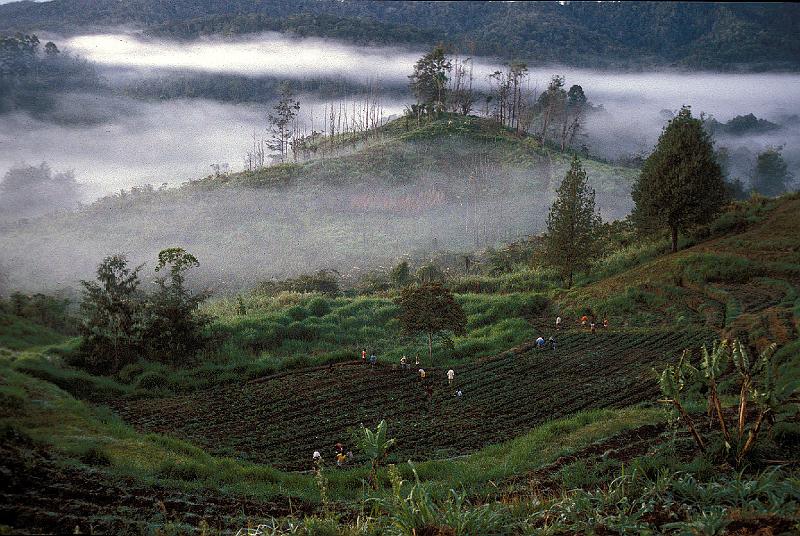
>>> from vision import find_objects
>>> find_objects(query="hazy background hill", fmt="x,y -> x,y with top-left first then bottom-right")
1,1 -> 799,70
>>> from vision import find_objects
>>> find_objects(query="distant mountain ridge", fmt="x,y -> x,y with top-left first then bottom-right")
1,1 -> 798,71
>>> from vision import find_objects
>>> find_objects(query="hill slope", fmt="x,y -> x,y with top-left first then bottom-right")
0,116 -> 637,292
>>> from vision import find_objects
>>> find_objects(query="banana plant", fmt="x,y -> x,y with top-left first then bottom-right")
700,340 -> 731,445
659,349 -> 706,452
358,419 -> 397,489
734,341 -> 796,466
661,339 -> 797,467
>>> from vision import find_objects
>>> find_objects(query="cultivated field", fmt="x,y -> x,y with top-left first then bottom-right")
112,327 -> 715,470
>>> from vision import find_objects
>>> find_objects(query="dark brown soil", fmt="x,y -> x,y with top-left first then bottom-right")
0,432 -> 311,535
110,329 -> 714,471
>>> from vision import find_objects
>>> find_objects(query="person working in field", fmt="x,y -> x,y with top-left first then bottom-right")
361,348 -> 367,364
555,316 -> 562,330
580,314 -> 588,327
447,368 -> 455,385
536,336 -> 546,349
400,355 -> 409,370
590,320 -> 597,334
369,353 -> 377,367
419,368 -> 426,379
603,317 -> 609,329
549,336 -> 556,351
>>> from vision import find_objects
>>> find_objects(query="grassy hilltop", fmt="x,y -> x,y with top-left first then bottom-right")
0,114 -> 638,293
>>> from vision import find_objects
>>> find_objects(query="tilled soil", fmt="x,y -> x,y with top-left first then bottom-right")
0,433 -> 311,535
111,329 -> 715,470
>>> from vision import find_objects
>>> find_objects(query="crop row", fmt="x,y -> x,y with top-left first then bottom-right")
113,328 -> 715,470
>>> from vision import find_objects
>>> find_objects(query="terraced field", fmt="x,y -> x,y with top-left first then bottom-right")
112,327 -> 715,470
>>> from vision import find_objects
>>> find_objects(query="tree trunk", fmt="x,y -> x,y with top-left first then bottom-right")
427,332 -> 433,364
737,378 -> 749,441
670,225 -> 679,253
737,409 -> 769,466
673,399 -> 706,452
567,271 -> 573,289
710,382 -> 730,443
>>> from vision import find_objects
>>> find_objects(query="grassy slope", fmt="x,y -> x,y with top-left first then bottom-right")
190,114 -> 636,197
0,313 -> 67,351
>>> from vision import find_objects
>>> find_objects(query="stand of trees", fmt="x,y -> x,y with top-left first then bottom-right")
75,248 -> 209,374
0,34 -> 100,117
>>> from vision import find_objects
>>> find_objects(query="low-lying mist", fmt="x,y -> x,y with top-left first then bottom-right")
3,32 -> 798,196
0,136 -> 636,294
1,31 -> 798,294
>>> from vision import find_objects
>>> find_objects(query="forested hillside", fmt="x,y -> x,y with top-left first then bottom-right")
1,1 -> 799,70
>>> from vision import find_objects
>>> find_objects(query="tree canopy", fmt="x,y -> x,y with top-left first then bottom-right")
631,106 -> 726,253
752,147 -> 792,198
544,156 -> 601,288
395,282 -> 466,363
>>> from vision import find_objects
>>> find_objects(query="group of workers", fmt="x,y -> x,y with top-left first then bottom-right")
537,314 -> 610,350
317,313 -> 613,467
313,442 -> 354,468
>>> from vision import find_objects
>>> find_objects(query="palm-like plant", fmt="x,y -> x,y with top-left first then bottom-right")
660,338 -> 798,467
659,349 -> 705,451
358,420 -> 397,489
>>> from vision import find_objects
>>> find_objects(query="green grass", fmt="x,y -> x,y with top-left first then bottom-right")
0,313 -> 68,351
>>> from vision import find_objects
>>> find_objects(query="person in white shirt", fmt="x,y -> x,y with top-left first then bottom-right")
447,369 -> 455,385
418,368 -> 426,379
555,316 -> 562,330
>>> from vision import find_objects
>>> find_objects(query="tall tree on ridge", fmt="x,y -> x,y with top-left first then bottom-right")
632,106 -> 726,253
545,156 -> 601,288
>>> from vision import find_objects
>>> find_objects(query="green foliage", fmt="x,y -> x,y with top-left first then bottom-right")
76,250 -> 209,374
680,253 -> 760,285
632,106 -> 727,252
76,254 -> 143,374
12,356 -> 132,401
374,464 -> 506,536
389,261 -> 412,289
752,147 -> 792,198
137,248 -> 210,367
544,156 -> 601,288
534,465 -> 800,535
395,283 -> 466,362
415,263 -> 445,284
357,420 -> 396,490
659,338 -> 800,466
0,313 -> 67,351
408,45 -> 451,116
0,292 -> 76,335
258,270 -> 341,296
